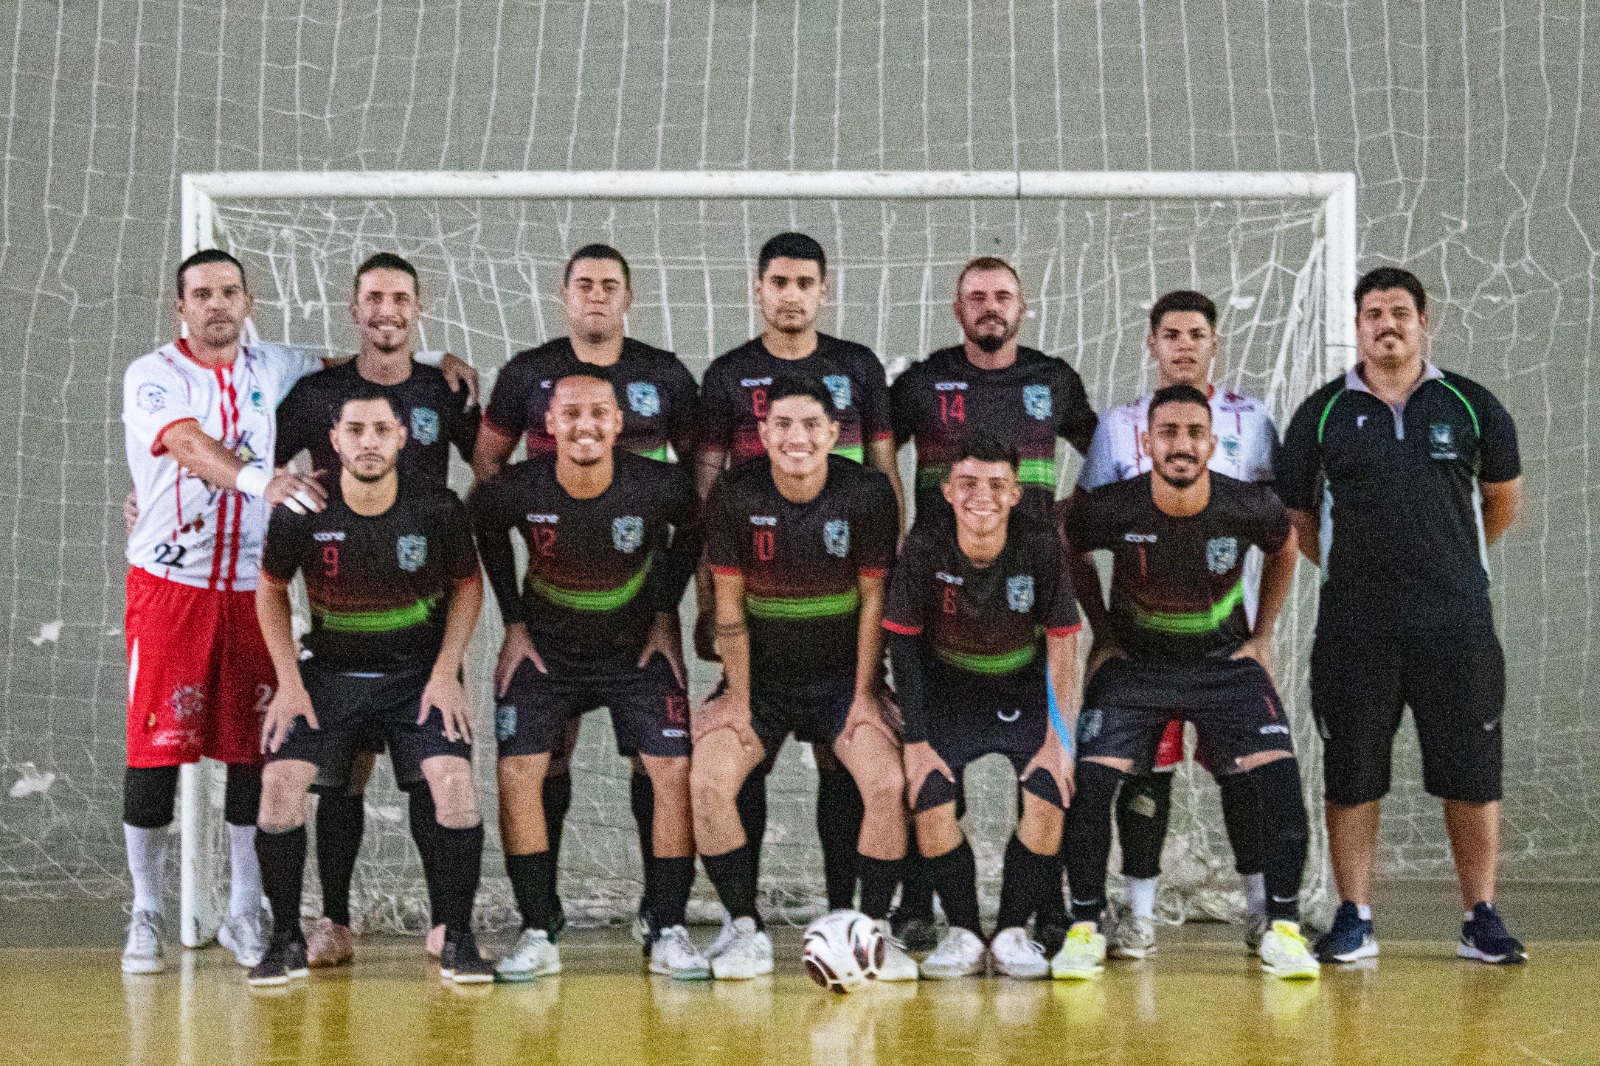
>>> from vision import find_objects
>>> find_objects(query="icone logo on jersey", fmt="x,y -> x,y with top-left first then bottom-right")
740,377 -> 774,388
934,381 -> 968,391
526,514 -> 559,524
1124,532 -> 1158,543
397,534 -> 428,572
823,519 -> 850,558
749,516 -> 777,526
627,381 -> 661,417
822,375 -> 852,410
1022,385 -> 1052,421
136,383 -> 167,413
1206,536 -> 1239,574
613,515 -> 644,553
1006,575 -> 1034,612
410,406 -> 440,446
312,531 -> 346,542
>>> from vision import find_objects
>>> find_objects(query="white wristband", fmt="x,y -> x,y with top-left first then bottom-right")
235,465 -> 270,499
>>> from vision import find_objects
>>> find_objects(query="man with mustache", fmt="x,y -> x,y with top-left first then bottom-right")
1277,268 -> 1526,966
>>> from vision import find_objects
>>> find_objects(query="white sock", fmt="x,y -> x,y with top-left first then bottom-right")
1126,876 -> 1158,920
124,824 -> 169,915
227,824 -> 262,919
1356,903 -> 1373,921
1241,872 -> 1266,916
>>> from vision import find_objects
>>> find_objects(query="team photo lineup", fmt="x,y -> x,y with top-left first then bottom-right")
116,227 -> 1529,993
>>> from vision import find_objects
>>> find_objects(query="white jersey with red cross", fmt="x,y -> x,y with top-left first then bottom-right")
123,339 -> 320,591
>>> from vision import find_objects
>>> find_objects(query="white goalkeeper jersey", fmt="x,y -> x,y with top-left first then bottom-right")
123,339 -> 321,591
1076,385 -> 1278,491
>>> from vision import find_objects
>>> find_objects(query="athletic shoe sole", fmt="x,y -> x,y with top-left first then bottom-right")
1319,938 -> 1379,964
650,962 -> 712,980
121,959 -> 163,975
246,966 -> 308,988
1108,944 -> 1153,960
1050,965 -> 1104,981
1262,962 -> 1321,980
1457,942 -> 1527,965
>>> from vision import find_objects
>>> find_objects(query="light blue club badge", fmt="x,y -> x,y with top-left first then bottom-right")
397,534 -> 428,572
1022,384 -> 1053,421
822,374 -> 852,411
823,519 -> 850,558
613,515 -> 644,553
1006,574 -> 1034,612
1206,536 -> 1239,575
495,703 -> 518,742
627,381 -> 661,417
410,406 -> 440,446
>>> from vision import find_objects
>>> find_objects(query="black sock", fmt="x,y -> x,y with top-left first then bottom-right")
256,825 -> 308,947
505,851 -> 555,932
895,844 -> 935,920
702,844 -> 760,923
856,855 -> 901,920
1115,770 -> 1173,880
816,767 -> 864,911
543,774 -> 571,915
315,793 -> 364,928
406,787 -> 443,926
1062,761 -> 1123,925
1037,813 -> 1070,931
996,833 -> 1059,932
734,772 -> 768,886
1217,770 -> 1264,878
1238,759 -> 1309,922
925,839 -> 982,936
630,771 -> 656,915
429,822 -> 484,936
650,856 -> 695,930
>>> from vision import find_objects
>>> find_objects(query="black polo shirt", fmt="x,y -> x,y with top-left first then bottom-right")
1277,362 -> 1520,632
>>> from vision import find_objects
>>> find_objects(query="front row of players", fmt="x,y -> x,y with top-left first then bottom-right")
250,370 -> 1322,985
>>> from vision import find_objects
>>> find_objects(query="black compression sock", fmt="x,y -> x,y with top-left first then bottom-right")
1217,770 -> 1265,878
316,793 -> 364,928
1115,770 -> 1173,880
1239,759 -> 1310,922
429,822 -> 484,936
630,771 -> 656,912
702,844 -> 761,924
504,851 -> 555,932
256,825 -> 308,946
895,845 -> 935,920
856,855 -> 901,921
406,787 -> 443,926
1062,761 -> 1123,924
650,856 -> 695,930
925,839 -> 982,936
816,766 -> 864,911
734,773 -> 768,886
996,833 -> 1059,932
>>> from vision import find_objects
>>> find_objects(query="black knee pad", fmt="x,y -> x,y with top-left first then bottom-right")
223,764 -> 263,826
123,765 -> 179,829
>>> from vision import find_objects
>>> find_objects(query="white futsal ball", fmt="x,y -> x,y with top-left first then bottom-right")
802,910 -> 880,993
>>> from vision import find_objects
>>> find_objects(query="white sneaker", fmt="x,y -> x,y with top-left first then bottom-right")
990,927 -> 1049,979
919,927 -> 987,979
650,925 -> 711,980
218,909 -> 266,969
1259,920 -> 1320,980
121,909 -> 165,975
710,917 -> 773,980
704,910 -> 737,960
1108,911 -> 1157,960
495,928 -> 562,982
871,919 -> 919,982
1050,921 -> 1106,980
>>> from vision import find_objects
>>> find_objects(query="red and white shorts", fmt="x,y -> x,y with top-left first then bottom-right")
125,567 -> 274,768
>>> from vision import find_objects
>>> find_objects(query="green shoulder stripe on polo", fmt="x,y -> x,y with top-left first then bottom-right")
1435,379 -> 1481,437
936,641 -> 1037,675
1130,580 -> 1245,635
317,595 -> 438,633
744,586 -> 861,620
1316,388 -> 1348,446
637,444 -> 671,462
1017,458 -> 1055,487
831,443 -> 864,464
532,555 -> 653,613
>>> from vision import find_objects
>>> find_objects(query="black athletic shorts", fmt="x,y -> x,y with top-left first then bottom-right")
495,654 -> 690,760
914,678 -> 1062,812
1076,657 -> 1295,775
706,673 -> 858,760
273,665 -> 471,791
1310,625 -> 1505,805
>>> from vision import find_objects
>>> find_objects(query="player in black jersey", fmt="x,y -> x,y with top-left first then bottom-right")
883,433 -> 1080,979
251,381 -> 489,985
1054,384 -> 1318,981
471,370 -> 705,981
692,377 -> 914,981
272,252 -> 481,966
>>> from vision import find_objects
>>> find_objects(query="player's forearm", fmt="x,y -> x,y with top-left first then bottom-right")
162,421 -> 249,491
1046,632 -> 1081,736
1253,537 -> 1298,639
1287,508 -> 1322,566
433,575 -> 483,679
712,574 -> 751,702
254,580 -> 305,690
886,633 -> 930,743
695,448 -> 727,501
470,426 -> 517,486
866,438 -> 907,534
1067,552 -> 1111,637
1481,476 -> 1523,546
853,576 -> 887,697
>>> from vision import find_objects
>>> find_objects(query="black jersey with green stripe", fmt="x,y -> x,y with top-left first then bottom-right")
1276,363 -> 1520,632
261,478 -> 480,673
1061,473 -> 1290,664
890,344 -> 1096,520
706,455 -> 898,683
470,451 -> 699,678
883,509 -> 1081,690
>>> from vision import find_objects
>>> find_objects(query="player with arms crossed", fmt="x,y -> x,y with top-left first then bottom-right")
882,432 -> 1080,979
1056,384 -> 1318,981
1277,268 -> 1526,965
692,377 -> 914,981
1069,290 -> 1280,957
472,371 -> 705,981
274,252 -> 480,966
251,382 -> 489,985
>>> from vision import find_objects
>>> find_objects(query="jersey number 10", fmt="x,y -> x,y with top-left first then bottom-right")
753,529 -> 775,562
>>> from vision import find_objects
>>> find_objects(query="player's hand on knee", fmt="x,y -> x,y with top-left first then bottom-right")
691,692 -> 754,747
438,352 -> 480,406
692,610 -> 721,664
495,622 -> 546,695
124,490 -> 139,534
422,670 -> 473,743
265,470 -> 328,515
839,690 -> 897,748
903,741 -> 954,809
262,682 -> 316,754
1024,730 -> 1075,809
638,611 -> 687,687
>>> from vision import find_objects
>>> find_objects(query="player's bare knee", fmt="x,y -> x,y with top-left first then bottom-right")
423,757 -> 479,830
1085,755 -> 1134,774
856,763 -> 904,813
345,750 -> 377,796
643,755 -> 692,800
1235,749 -> 1294,773
259,761 -> 314,830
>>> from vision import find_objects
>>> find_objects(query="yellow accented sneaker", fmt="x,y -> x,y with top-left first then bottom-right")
1050,921 -> 1106,980
1259,920 -> 1320,980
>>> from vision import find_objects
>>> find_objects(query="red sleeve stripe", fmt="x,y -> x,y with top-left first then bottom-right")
709,565 -> 742,576
480,414 -> 519,439
1046,623 -> 1084,638
870,430 -> 895,442
881,619 -> 922,636
150,417 -> 199,457
858,567 -> 889,578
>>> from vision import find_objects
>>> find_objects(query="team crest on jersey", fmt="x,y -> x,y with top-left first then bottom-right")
496,704 -> 517,742
1022,385 -> 1052,421
169,684 -> 205,721
822,375 -> 852,410
613,515 -> 644,553
1429,422 -> 1457,459
410,406 -> 440,446
823,519 -> 850,558
627,381 -> 661,417
1006,575 -> 1034,612
136,383 -> 167,413
397,534 -> 428,572
1206,536 -> 1239,574
1220,435 -> 1240,461
249,388 -> 267,414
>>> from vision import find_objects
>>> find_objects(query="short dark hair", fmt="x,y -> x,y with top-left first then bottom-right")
758,233 -> 826,280
763,375 -> 836,420
564,244 -> 631,289
176,249 -> 247,299
1354,267 -> 1427,316
354,252 -> 420,296
1148,290 -> 1218,332
947,430 -> 1019,475
955,256 -> 1021,293
333,378 -> 403,424
1147,383 -> 1212,425
551,366 -> 618,398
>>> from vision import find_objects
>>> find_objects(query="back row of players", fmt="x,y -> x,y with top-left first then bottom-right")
119,233 -> 1527,987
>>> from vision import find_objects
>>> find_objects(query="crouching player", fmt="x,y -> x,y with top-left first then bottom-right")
883,433 -> 1080,979
251,382 -> 490,985
1055,384 -> 1317,980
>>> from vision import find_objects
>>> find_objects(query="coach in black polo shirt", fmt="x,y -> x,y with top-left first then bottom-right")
1278,267 -> 1526,966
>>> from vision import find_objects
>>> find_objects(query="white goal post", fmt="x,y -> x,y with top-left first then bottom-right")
176,169 -> 1356,948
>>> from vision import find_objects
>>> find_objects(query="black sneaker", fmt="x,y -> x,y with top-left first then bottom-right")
1458,902 -> 1527,965
440,930 -> 495,984
248,939 -> 310,987
889,910 -> 939,954
1314,901 -> 1378,964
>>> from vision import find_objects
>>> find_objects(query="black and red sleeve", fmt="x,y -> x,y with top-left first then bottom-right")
260,506 -> 306,584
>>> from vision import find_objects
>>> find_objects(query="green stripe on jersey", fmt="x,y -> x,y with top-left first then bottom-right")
744,586 -> 861,620
1129,580 -> 1245,635
637,444 -> 671,462
936,641 -> 1037,675
831,443 -> 864,464
532,555 -> 652,613
1017,458 -> 1055,487
317,596 -> 438,633
1436,379 -> 1481,437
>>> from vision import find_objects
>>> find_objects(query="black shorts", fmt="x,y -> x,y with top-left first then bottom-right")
914,681 -> 1062,812
273,666 -> 471,791
495,654 -> 690,760
708,674 -> 857,760
1076,657 -> 1295,775
1310,626 -> 1504,805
